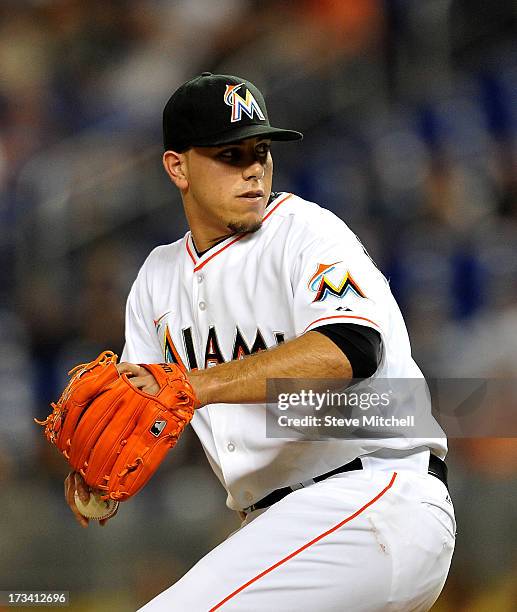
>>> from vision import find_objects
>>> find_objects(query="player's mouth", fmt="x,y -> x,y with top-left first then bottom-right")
238,190 -> 264,202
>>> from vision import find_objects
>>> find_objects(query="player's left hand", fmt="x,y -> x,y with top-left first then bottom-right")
37,351 -> 198,503
117,362 -> 160,395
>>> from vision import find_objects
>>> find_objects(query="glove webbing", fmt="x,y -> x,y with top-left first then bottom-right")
35,350 -> 118,444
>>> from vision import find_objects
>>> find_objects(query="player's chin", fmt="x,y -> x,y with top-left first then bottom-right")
227,213 -> 263,235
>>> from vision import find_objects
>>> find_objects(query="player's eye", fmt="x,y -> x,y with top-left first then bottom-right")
255,143 -> 270,158
218,148 -> 240,162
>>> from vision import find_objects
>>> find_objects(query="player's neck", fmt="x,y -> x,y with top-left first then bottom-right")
184,205 -> 233,253
190,227 -> 234,254
191,232 -> 230,257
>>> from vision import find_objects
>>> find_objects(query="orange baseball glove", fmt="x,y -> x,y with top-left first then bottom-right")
36,351 -> 198,501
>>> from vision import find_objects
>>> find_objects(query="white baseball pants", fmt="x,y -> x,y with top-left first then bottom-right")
139,450 -> 455,611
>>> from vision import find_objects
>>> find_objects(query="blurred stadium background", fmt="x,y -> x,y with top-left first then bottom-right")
1,1 -> 516,610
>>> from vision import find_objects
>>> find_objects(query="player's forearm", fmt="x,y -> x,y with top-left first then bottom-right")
188,331 -> 352,407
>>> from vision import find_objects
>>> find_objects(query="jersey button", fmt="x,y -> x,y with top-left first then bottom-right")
199,301 -> 206,310
227,442 -> 235,452
197,274 -> 204,283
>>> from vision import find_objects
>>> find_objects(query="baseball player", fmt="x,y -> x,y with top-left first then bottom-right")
67,73 -> 455,611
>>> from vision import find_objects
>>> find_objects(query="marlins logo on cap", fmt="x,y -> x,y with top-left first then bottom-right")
224,83 -> 266,123
162,72 -> 303,151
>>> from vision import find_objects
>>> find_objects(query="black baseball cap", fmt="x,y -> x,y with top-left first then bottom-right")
163,72 -> 303,152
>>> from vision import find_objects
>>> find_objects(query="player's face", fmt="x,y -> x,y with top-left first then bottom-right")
182,137 -> 273,246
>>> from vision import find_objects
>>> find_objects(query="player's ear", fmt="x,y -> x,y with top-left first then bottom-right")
163,150 -> 188,190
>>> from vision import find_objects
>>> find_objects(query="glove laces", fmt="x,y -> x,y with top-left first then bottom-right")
34,350 -> 118,442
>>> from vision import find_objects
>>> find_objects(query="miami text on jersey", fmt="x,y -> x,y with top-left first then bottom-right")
163,324 -> 285,370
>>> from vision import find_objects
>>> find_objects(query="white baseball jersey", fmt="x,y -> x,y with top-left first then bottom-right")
121,192 -> 447,512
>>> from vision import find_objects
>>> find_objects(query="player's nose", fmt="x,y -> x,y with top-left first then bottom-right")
243,159 -> 265,181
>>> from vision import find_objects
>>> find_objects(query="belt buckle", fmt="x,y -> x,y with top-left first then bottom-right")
242,501 -> 258,515
290,478 -> 316,491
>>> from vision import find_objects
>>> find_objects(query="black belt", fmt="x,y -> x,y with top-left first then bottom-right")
244,454 -> 448,514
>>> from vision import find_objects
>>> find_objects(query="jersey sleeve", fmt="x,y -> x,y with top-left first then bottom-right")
315,323 -> 382,379
290,214 -> 391,348
120,263 -> 162,364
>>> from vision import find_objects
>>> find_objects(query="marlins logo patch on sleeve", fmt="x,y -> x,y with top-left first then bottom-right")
308,262 -> 366,303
